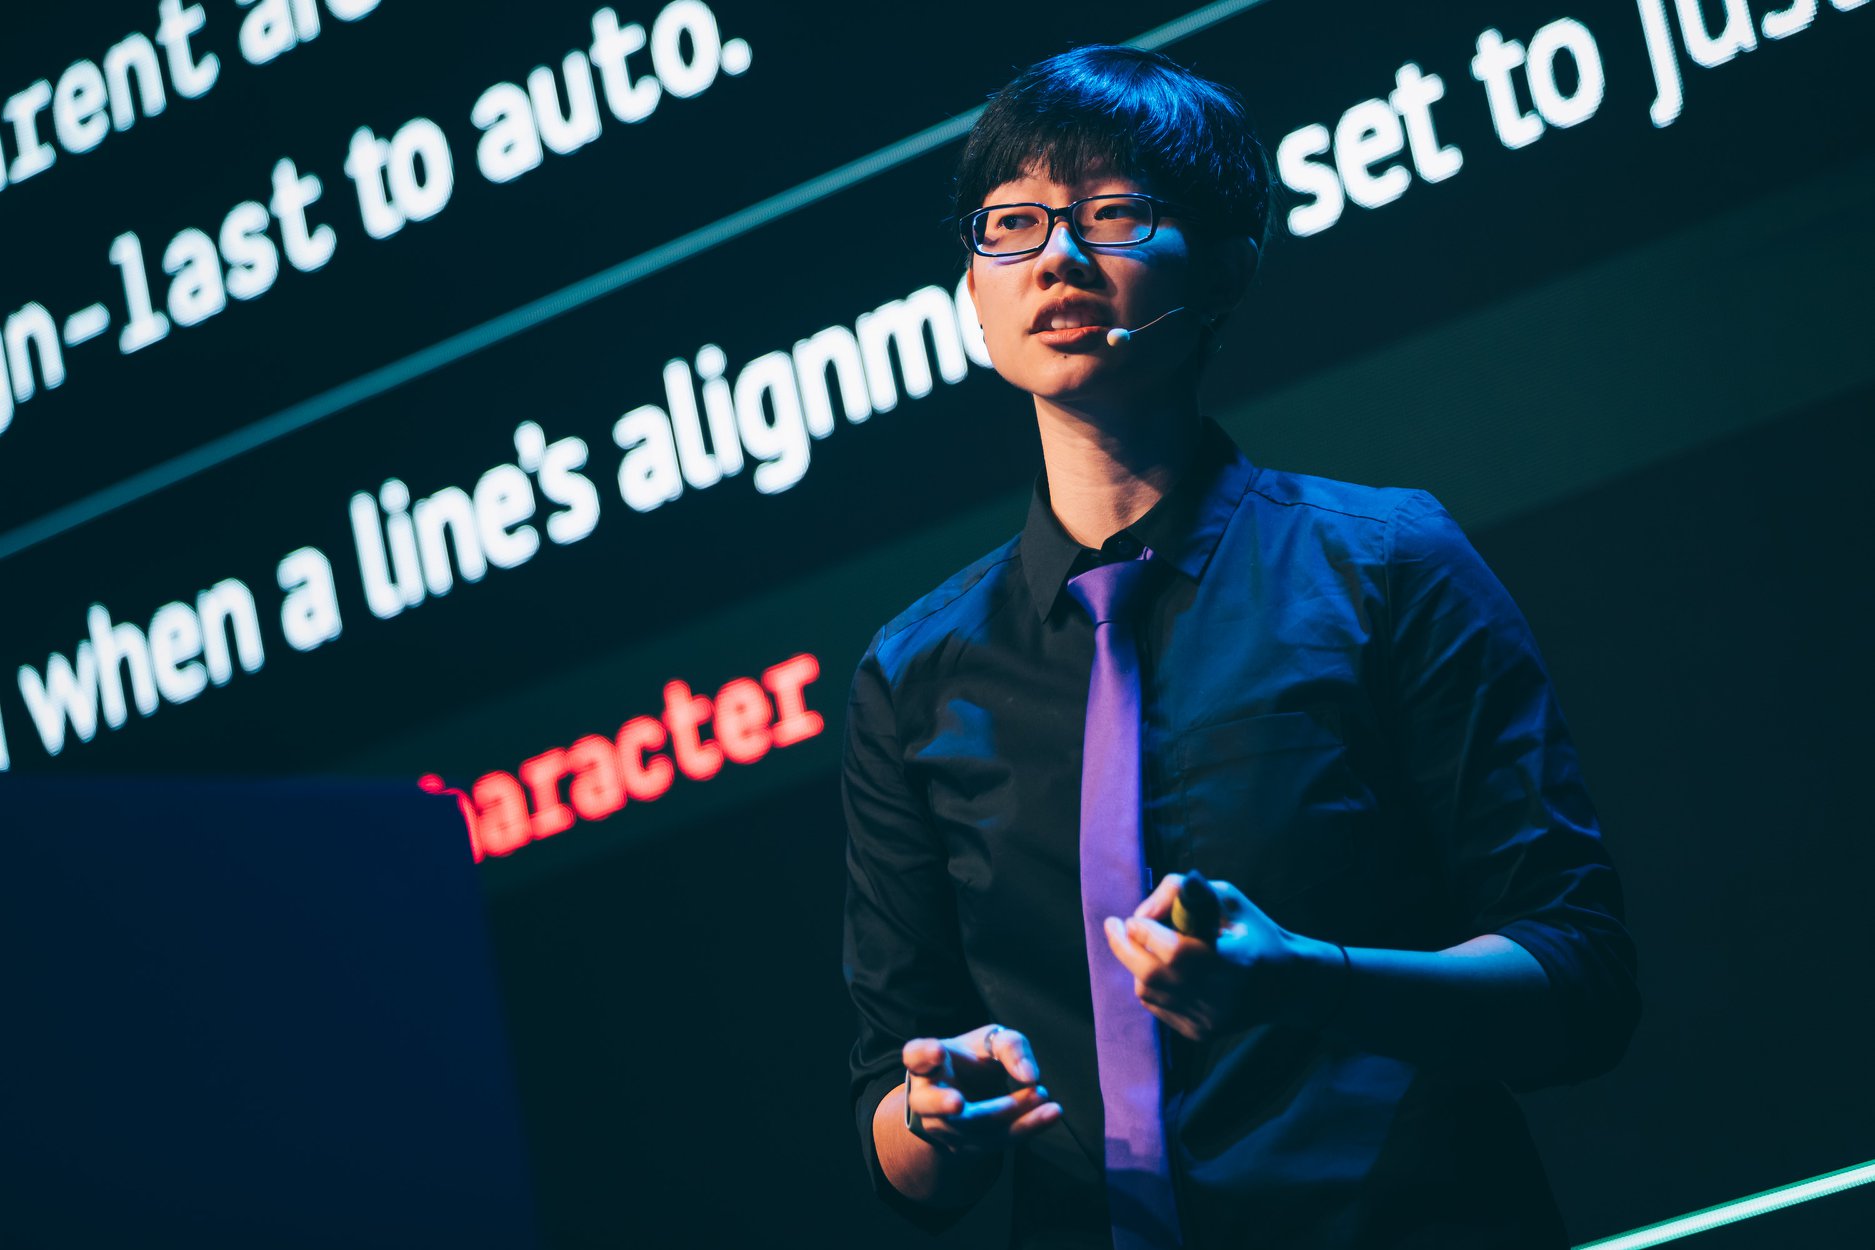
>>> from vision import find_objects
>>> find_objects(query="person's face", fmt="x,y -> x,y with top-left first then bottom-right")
965,164 -> 1209,411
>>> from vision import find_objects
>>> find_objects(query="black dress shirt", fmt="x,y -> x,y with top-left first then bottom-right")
841,417 -> 1639,1248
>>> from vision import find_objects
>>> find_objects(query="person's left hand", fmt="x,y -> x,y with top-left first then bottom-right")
1101,873 -> 1310,1042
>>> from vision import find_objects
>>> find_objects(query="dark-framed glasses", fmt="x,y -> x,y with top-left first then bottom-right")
960,193 -> 1192,257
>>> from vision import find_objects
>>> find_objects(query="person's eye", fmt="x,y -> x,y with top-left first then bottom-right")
1094,199 -> 1150,220
995,209 -> 1040,230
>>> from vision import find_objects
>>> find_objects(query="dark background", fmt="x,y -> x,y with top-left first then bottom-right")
1,0 -> 1870,1245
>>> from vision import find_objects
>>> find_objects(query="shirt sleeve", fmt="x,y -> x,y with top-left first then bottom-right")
841,630 -> 1000,1228
1384,489 -> 1642,1092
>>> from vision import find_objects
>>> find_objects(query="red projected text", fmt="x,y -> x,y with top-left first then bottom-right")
425,651 -> 823,861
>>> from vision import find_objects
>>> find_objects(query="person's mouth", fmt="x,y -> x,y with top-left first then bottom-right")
1031,300 -> 1115,346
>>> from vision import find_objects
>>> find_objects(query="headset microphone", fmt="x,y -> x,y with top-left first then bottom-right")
1105,305 -> 1191,347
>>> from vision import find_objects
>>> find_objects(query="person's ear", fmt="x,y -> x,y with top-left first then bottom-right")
1199,236 -> 1256,324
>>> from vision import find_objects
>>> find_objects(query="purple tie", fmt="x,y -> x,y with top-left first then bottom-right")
1067,549 -> 1181,1250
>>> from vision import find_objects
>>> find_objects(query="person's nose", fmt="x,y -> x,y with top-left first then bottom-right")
1033,213 -> 1095,288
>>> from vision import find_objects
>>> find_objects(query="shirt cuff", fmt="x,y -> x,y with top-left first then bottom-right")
1495,916 -> 1642,1092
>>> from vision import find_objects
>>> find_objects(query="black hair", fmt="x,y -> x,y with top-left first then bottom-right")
951,45 -> 1275,261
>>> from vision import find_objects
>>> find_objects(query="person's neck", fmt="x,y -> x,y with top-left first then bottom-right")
1034,394 -> 1203,549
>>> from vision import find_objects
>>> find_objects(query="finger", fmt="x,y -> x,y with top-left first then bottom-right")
912,1113 -> 1023,1155
1124,915 -> 1188,964
901,1038 -> 954,1082
1135,977 -> 1176,1009
1103,915 -> 1164,980
913,1088 -> 1051,1147
904,1114 -> 985,1153
1133,873 -> 1184,921
908,1080 -> 966,1118
987,1026 -> 1041,1086
1143,1000 -> 1203,1041
1006,1100 -> 1064,1139
960,1024 -> 1024,1072
950,1084 -> 1051,1125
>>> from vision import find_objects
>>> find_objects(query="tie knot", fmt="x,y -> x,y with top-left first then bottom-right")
1066,550 -> 1157,625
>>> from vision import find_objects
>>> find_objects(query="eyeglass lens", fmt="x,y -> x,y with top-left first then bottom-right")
970,196 -> 1154,255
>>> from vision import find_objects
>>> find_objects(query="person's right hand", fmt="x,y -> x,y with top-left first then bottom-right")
901,1023 -> 1061,1153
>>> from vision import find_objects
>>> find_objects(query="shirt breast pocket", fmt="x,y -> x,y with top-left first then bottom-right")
1174,708 -> 1364,912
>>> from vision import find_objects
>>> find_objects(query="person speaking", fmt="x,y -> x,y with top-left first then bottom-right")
841,44 -> 1639,1250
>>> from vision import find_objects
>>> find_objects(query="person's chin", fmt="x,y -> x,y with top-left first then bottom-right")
1020,351 -> 1107,388
1023,372 -> 1103,404
1035,384 -> 1143,418
1023,358 -> 1148,406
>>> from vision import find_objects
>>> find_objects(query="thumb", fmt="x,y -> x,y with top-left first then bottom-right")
1133,873 -> 1184,922
903,1037 -> 954,1082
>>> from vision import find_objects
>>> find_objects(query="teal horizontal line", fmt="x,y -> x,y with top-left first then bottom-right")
1573,1157 -> 1875,1250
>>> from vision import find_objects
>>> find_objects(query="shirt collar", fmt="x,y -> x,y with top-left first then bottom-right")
1020,416 -> 1253,621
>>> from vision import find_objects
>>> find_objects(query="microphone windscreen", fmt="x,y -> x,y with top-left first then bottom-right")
1105,327 -> 1129,346
1171,870 -> 1221,941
